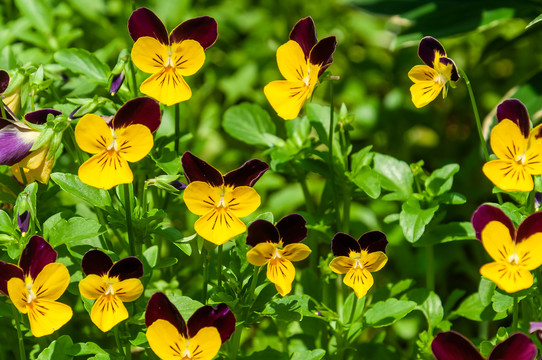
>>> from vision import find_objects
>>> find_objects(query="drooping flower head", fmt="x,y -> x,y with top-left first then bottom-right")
482,99 -> 542,192
472,204 -> 542,293
75,97 -> 161,189
408,36 -> 459,108
246,214 -> 311,296
431,331 -> 536,360
145,292 -> 235,360
182,152 -> 268,245
329,231 -> 388,298
264,17 -> 337,120
79,250 -> 144,332
129,7 -> 218,106
0,235 -> 72,337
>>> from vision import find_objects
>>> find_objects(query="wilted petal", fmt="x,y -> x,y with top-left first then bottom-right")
81,250 -> 113,276
276,214 -> 307,245
140,68 -> 192,106
246,220 -> 280,247
281,243 -> 311,262
343,267 -> 373,298
91,294 -> 129,332
113,278 -> 143,302
431,331 -> 484,360
145,292 -> 188,337
488,333 -> 537,360
0,261 -> 23,295
471,204 -> 515,242
187,303 -> 236,343
109,257 -> 143,280
78,151 -> 133,190
264,80 -> 311,120
246,242 -> 275,266
480,262 -> 533,293
19,235 -> 57,279
267,257 -> 295,296
497,99 -> 530,138
289,17 -> 317,59
357,231 -> 388,253
128,7 -> 168,43
147,319 -> 189,359
169,16 -> 218,50
113,97 -> 161,133
181,152 -> 224,187
226,186 -> 261,218
418,36 -> 446,68
331,233 -> 361,257
32,262 -> 70,301
27,299 -> 72,337
194,208 -> 246,245
223,159 -> 269,187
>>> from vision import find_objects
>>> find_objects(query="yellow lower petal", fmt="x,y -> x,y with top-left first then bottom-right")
481,262 -> 533,293
408,65 -> 438,83
281,243 -> 311,262
264,80 -> 311,120
78,151 -> 133,189
267,257 -> 295,296
482,159 -> 533,192
183,182 -> 220,216
329,256 -> 355,274
13,153 -> 54,184
226,186 -> 261,218
409,81 -> 442,108
27,299 -> 73,337
343,268 -> 374,298
79,274 -> 108,300
247,242 -> 275,266
115,124 -> 153,162
188,327 -> 222,360
113,278 -> 143,302
140,69 -> 191,106
90,294 -> 129,332
75,114 -> 112,154
147,319 -> 189,360
32,263 -> 70,301
194,208 -> 246,245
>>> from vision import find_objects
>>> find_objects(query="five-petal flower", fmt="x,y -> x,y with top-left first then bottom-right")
75,97 -> 161,189
329,231 -> 388,298
129,7 -> 218,106
79,250 -> 144,332
182,152 -> 268,245
264,16 -> 337,120
408,36 -> 459,108
0,235 -> 72,337
246,214 -> 311,296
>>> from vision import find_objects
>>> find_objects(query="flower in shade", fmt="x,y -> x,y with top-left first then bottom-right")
75,97 -> 161,189
264,17 -> 337,120
0,235 -> 72,337
79,250 -> 144,332
182,152 -> 268,245
408,36 -> 459,108
329,231 -> 388,298
482,99 -> 542,192
431,331 -> 536,360
129,7 -> 217,106
145,292 -> 235,360
18,210 -> 30,235
472,204 -> 542,293
246,214 -> 311,296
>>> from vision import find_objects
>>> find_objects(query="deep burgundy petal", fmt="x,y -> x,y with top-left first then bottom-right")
439,57 -> 459,82
357,231 -> 388,253
169,16 -> 218,50
289,17 -> 318,60
145,292 -> 188,337
19,235 -> 57,279
109,257 -> 144,280
112,97 -> 161,133
128,7 -> 168,44
24,109 -> 62,125
471,204 -> 515,241
331,232 -> 361,257
181,152 -> 224,187
488,333 -> 537,360
0,70 -> 9,94
431,331 -> 484,360
0,261 -> 23,296
187,303 -> 236,343
516,211 -> 542,245
17,211 -> 30,234
309,36 -> 337,77
0,120 -> 35,166
418,36 -> 446,68
275,214 -> 307,245
223,159 -> 269,187
81,250 -> 113,276
246,219 -> 280,247
496,99 -> 530,138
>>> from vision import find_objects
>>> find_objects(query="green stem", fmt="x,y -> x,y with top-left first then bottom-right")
123,183 -> 137,256
327,79 -> 341,230
123,323 -> 133,360
129,60 -> 138,99
348,295 -> 358,324
114,326 -> 125,358
18,165 -> 27,186
12,305 -> 26,360
217,244 -> 223,289
228,326 -> 242,360
174,103 -> 180,153
426,244 -> 435,291
248,265 -> 260,303
512,294 -> 519,332
202,247 -> 209,304
336,275 -> 344,322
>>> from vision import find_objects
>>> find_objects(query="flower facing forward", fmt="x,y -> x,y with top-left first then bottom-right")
79,250 -> 144,332
246,214 -> 311,296
432,331 -> 536,360
482,99 -> 542,192
472,204 -> 542,293
0,236 -> 72,337
329,231 -> 388,298
264,17 -> 337,120
129,7 -> 217,106
75,97 -> 161,189
182,152 -> 268,245
408,36 -> 459,108
145,292 -> 235,360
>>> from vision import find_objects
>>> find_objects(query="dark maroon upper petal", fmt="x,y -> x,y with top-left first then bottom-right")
81,250 -> 113,276
0,70 -> 9,94
289,17 -> 318,60
439,57 -> 459,82
431,331 -> 484,360
145,292 -> 188,337
309,36 -> 337,77
275,214 -> 307,245
169,16 -> 218,50
496,99 -> 530,138
24,109 -> 62,125
357,231 -> 388,253
113,97 -> 161,133
418,36 -> 446,68
181,152 -> 224,187
0,120 -> 34,166
109,257 -> 144,280
488,333 -> 537,360
331,232 -> 361,257
19,235 -> 57,279
223,159 -> 269,187
0,261 -> 23,296
516,211 -> 542,245
128,7 -> 168,44
17,211 -> 30,234
187,303 -> 236,343
471,204 -> 515,241
246,219 -> 280,247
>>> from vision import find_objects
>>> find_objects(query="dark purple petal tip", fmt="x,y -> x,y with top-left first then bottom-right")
275,214 -> 307,245
223,159 -> 269,188
128,7 -> 168,44
516,211 -> 542,244
170,16 -> 218,50
246,219 -> 280,247
0,261 -> 23,296
439,57 -> 459,82
19,235 -> 57,279
471,204 -> 515,241
81,249 -> 114,276
357,231 -> 388,254
309,36 -> 337,70
418,36 -> 446,68
17,211 -> 30,234
109,256 -> 144,280
110,71 -> 125,96
145,292 -> 188,337
496,99 -> 530,138
24,109 -> 62,125
488,333 -> 537,360
187,303 -> 236,343
181,152 -> 224,187
431,331 -> 484,360
331,232 -> 361,257
289,17 -> 318,60
170,180 -> 187,191
113,97 -> 161,133
0,70 -> 9,94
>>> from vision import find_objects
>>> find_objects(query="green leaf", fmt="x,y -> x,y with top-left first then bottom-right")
363,298 -> 416,327
154,227 -> 192,256
425,164 -> 460,197
167,294 -> 204,320
261,297 -> 303,322
0,210 -> 13,234
45,215 -> 105,247
491,290 -> 514,313
223,103 -> 283,147
54,49 -> 110,84
527,14 -> 542,29
254,212 -> 274,223
143,245 -> 158,268
15,0 -> 53,36
479,278 -> 496,307
399,197 -> 439,243
51,172 -> 111,209
453,293 -> 507,321
348,165 -> 381,199
373,153 -> 413,201
402,289 -> 443,330
69,342 -> 109,356
151,148 -> 182,175
37,335 -> 74,360
415,222 -> 475,246
291,350 -> 326,360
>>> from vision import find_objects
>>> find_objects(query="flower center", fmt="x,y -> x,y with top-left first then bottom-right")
302,66 -> 311,86
164,47 -> 176,72
435,74 -> 446,86
181,339 -> 191,359
515,152 -> 527,165
105,284 -> 115,296
216,188 -> 227,209
272,248 -> 282,260
508,252 -> 520,265
353,259 -> 364,270
107,128 -> 118,152
26,281 -> 36,304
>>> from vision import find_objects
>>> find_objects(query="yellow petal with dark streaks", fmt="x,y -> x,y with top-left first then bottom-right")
90,294 -> 129,332
481,221 -> 515,263
226,186 -> 261,218
7,277 -> 29,314
267,257 -> 295,296
516,232 -> 542,270
113,278 -> 143,302
489,119 -> 527,161
27,299 -> 72,337
78,151 -> 133,189
131,36 -> 168,74
184,181 -> 220,216
171,39 -> 205,77
32,263 -> 70,301
482,159 -> 533,192
480,262 -> 533,293
329,256 -> 356,274
264,80 -> 311,120
247,242 -> 275,266
75,114 -> 112,154
361,251 -> 388,272
409,81 -> 442,108
188,327 -> 222,360
147,319 -> 188,360
79,274 -> 108,300
276,40 -> 308,82
194,208 -> 246,245
115,124 -> 153,163
281,243 -> 311,262
343,267 -> 373,298
140,69 -> 191,106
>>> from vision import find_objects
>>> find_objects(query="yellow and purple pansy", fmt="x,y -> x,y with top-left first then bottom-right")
75,97 -> 161,189
0,236 -> 72,337
472,204 -> 542,293
432,331 -> 536,360
482,99 -> 542,192
129,7 -> 218,106
329,231 -> 388,298
408,36 -> 459,108
145,292 -> 235,360
246,214 -> 311,296
182,152 -> 268,245
264,17 -> 337,120
79,250 -> 144,332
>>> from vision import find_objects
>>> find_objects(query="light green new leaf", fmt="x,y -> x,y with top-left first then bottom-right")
261,297 -> 303,322
223,103 -> 283,147
399,196 -> 439,243
425,164 -> 460,197
51,172 -> 111,209
45,215 -> 105,247
373,153 -> 413,201
37,335 -> 74,360
364,298 -> 416,327
54,49 -> 110,84
291,350 -> 326,360
15,0 -> 53,36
